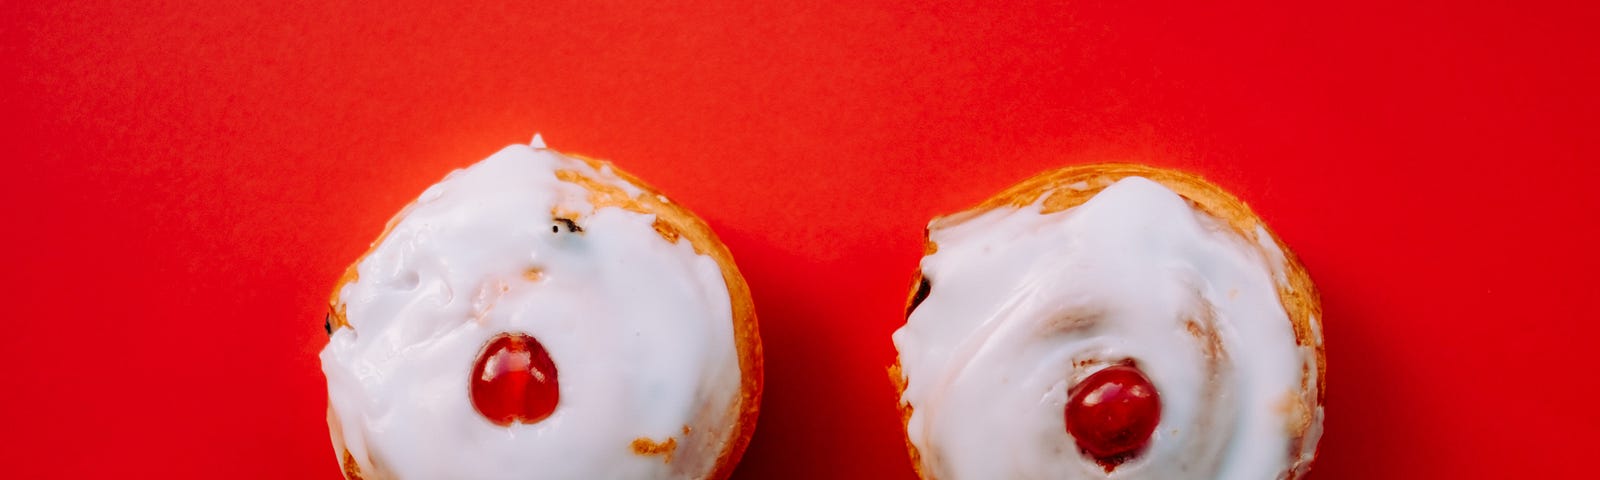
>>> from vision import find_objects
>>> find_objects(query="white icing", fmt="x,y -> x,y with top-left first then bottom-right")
1254,225 -> 1289,287
893,177 -> 1321,479
322,143 -> 741,479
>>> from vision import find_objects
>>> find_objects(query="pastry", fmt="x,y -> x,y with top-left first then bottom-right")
892,164 -> 1324,479
320,137 -> 762,479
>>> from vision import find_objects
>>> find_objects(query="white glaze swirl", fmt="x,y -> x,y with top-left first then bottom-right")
321,141 -> 741,479
893,177 -> 1322,479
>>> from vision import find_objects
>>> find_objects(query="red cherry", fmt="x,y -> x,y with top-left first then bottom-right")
1065,364 -> 1161,461
470,332 -> 560,426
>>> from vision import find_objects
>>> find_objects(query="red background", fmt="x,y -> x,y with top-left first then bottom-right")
4,1 -> 1597,478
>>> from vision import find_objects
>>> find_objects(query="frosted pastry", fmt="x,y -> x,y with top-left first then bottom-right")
892,164 -> 1324,479
320,138 -> 762,480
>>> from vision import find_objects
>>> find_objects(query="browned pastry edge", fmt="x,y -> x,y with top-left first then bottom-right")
325,151 -> 763,480
891,163 -> 1324,480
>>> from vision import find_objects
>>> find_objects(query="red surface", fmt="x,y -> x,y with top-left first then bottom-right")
4,1 -> 1597,478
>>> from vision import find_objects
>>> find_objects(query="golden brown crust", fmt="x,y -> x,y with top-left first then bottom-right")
341,450 -> 366,480
630,436 -> 679,464
893,163 -> 1324,479
326,151 -> 762,480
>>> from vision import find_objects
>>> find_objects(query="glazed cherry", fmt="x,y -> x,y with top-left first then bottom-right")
1065,364 -> 1161,461
470,332 -> 560,426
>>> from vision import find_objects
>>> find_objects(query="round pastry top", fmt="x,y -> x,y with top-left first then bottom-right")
321,142 -> 741,479
894,175 -> 1322,479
